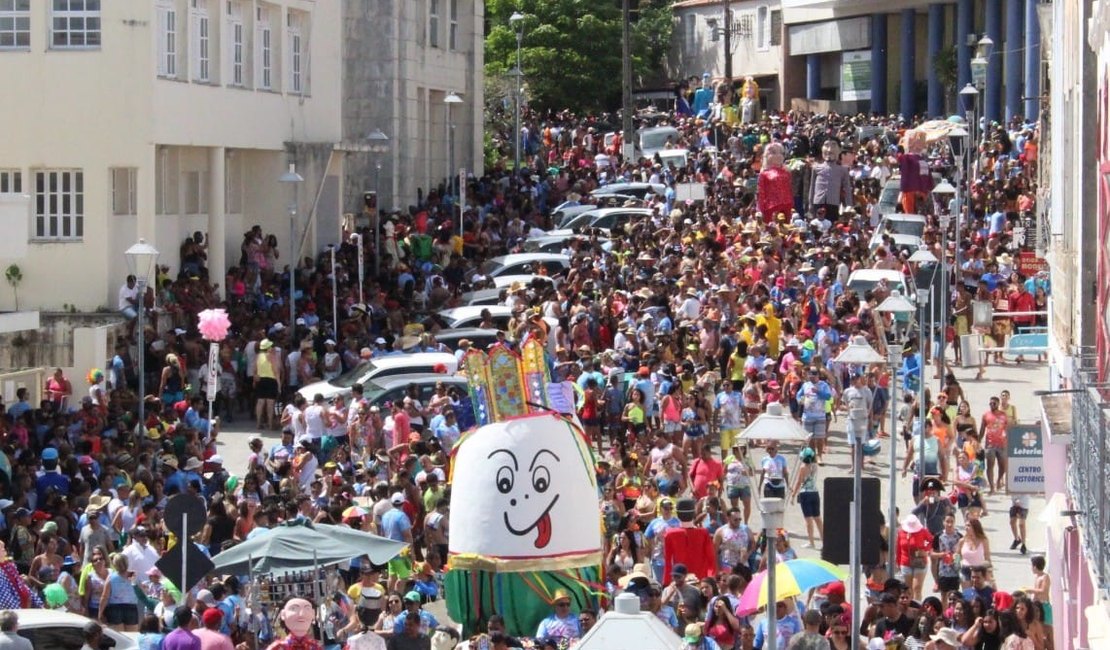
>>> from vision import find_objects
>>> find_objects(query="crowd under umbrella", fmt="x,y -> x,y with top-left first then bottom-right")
833,335 -> 888,650
211,519 -> 406,577
736,558 -> 848,615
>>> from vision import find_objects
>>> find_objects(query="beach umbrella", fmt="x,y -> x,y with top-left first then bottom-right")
736,559 -> 848,614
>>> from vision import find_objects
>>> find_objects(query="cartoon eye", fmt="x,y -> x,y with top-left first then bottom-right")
496,466 -> 515,494
532,466 -> 551,493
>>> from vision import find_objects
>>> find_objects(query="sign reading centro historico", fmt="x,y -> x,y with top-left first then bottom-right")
1007,423 -> 1045,494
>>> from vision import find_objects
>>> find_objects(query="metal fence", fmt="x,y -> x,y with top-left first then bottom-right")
1069,350 -> 1110,594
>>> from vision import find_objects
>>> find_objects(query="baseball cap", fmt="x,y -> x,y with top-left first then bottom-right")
42,447 -> 59,461
403,591 -> 422,603
202,608 -> 223,626
196,589 -> 216,606
390,493 -> 405,506
683,623 -> 703,644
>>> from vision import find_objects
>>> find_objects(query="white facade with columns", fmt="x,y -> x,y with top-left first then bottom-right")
0,0 -> 343,311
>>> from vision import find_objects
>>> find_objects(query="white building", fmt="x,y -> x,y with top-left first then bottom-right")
671,0 -> 786,110
0,0 -> 486,313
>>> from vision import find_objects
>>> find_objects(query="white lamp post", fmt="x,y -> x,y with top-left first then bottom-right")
349,232 -> 364,305
914,286 -> 932,489
328,244 -> 338,341
367,129 -> 390,276
445,91 -> 464,236
932,181 -> 956,389
509,11 -> 525,173
279,164 -> 304,343
125,239 -> 159,432
875,290 -> 915,578
835,336 -> 886,650
758,497 -> 786,650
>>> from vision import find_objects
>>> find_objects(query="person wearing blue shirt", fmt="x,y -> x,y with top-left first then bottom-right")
795,367 -> 833,461
752,601 -> 803,649
534,590 -> 581,641
901,343 -> 921,393
35,448 -> 70,505
7,388 -> 31,421
392,591 -> 440,635
980,266 -> 1006,292
380,494 -> 413,543
643,498 -> 680,583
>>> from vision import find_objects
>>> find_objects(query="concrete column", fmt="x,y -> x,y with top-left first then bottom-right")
208,147 -> 226,299
956,0 -> 973,89
1004,0 -> 1024,122
984,0 -> 1002,123
871,14 -> 889,115
1024,0 -> 1041,120
806,54 -> 821,99
900,9 -> 916,118
927,4 -> 944,116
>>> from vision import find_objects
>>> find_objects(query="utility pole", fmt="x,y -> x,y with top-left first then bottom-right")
621,0 -> 634,162
723,0 -> 732,85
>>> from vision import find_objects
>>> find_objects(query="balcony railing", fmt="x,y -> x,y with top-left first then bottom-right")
1069,350 -> 1110,594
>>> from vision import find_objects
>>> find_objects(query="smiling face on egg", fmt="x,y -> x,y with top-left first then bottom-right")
448,413 -> 601,562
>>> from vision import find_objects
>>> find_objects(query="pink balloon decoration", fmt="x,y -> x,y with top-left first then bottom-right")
197,308 -> 231,342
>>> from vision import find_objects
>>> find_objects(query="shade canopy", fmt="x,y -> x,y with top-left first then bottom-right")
738,402 -> 809,442
875,290 -> 915,314
278,163 -> 304,184
834,335 -> 886,365
908,249 -> 938,264
211,520 -> 405,577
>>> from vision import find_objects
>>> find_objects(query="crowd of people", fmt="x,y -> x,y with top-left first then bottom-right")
0,83 -> 1053,650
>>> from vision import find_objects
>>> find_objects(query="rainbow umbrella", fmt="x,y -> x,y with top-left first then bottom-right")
736,558 -> 847,614
342,505 -> 369,519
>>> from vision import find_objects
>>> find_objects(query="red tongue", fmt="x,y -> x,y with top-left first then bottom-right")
534,511 -> 552,549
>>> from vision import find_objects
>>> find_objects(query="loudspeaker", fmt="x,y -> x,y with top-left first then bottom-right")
821,477 -> 882,567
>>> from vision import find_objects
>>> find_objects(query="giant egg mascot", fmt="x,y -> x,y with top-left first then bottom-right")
445,412 -> 602,637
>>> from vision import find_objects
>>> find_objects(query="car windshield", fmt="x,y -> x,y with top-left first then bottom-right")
563,213 -> 595,229
878,184 -> 900,210
477,259 -> 505,276
640,129 -> 676,151
362,378 -> 391,402
848,278 -> 902,296
330,361 -> 374,388
887,219 -> 926,237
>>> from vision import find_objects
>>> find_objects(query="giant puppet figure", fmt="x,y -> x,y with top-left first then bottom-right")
757,142 -> 794,223
808,139 -> 852,221
740,76 -> 761,125
898,129 -> 935,214
445,412 -> 602,637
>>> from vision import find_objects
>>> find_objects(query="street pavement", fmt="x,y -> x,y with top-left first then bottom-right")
211,356 -> 1051,620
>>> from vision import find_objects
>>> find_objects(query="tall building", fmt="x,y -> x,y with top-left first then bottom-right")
0,0 -> 484,312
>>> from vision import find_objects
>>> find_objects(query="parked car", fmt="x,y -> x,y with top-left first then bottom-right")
435,305 -> 515,330
11,609 -> 137,649
491,274 -> 559,290
846,269 -> 913,301
458,287 -> 505,306
655,148 -> 689,170
476,253 -> 571,279
637,126 -> 680,159
428,328 -> 503,352
545,207 -> 653,237
589,182 -> 665,199
552,194 -> 640,228
298,352 -> 459,403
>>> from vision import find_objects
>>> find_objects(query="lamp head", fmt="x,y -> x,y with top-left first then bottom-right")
509,11 -> 524,31
125,239 -> 160,280
445,92 -> 464,104
976,34 -> 994,59
367,128 -> 390,154
279,163 -> 304,184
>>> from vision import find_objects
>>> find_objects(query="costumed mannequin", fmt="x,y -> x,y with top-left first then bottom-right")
445,413 -> 602,637
808,139 -> 852,221
898,129 -> 934,214
381,220 -> 404,272
267,597 -> 322,650
757,142 -> 794,224
740,77 -> 761,125
662,498 -> 716,584
692,73 -> 715,118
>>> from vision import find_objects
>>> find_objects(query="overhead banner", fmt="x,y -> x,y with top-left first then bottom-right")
841,50 -> 872,102
1007,423 -> 1045,494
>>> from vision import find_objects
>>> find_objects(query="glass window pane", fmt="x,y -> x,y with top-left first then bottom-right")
0,18 -> 13,30
61,173 -> 70,192
16,0 -> 29,10
87,31 -> 99,46
15,31 -> 26,46
75,172 -> 83,192
53,0 -> 67,11
0,34 -> 13,48
88,0 -> 100,10
87,16 -> 99,30
48,173 -> 57,192
75,217 -> 83,238
16,16 -> 28,29
35,217 -> 43,237
75,193 -> 83,214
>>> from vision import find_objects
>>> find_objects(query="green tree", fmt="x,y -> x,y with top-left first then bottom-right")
934,46 -> 958,114
485,0 -> 673,112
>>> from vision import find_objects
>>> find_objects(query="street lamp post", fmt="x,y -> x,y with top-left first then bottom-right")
328,244 -> 338,341
875,290 -> 915,578
509,12 -> 525,173
445,92 -> 464,228
367,128 -> 390,277
914,284 -> 933,488
349,232 -> 364,305
279,164 -> 304,344
958,84 -> 979,291
125,239 -> 160,434
834,336 -> 887,650
758,497 -> 785,650
932,180 -> 956,388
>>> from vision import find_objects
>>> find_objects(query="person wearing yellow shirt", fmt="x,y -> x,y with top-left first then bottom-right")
756,303 -> 782,357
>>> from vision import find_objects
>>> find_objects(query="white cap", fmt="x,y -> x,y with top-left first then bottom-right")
325,339 -> 336,346
207,455 -> 224,465
390,493 -> 405,506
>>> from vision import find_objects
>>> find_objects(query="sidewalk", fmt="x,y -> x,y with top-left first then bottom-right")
777,358 -> 1051,595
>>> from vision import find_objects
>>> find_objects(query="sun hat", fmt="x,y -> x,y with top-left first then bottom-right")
900,514 -> 924,534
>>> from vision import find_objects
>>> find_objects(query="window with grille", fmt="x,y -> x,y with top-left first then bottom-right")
0,170 -> 22,193
287,11 -> 302,93
0,0 -> 30,49
256,5 -> 272,89
111,168 -> 137,216
51,0 -> 101,48
429,0 -> 439,49
33,170 -> 84,240
449,0 -> 458,51
770,10 -> 782,47
157,2 -> 176,77
756,6 -> 770,51
227,1 -> 244,85
193,0 -> 210,82
683,15 -> 695,54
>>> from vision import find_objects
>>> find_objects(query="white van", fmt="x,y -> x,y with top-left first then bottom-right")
298,352 -> 459,403
845,269 -> 912,301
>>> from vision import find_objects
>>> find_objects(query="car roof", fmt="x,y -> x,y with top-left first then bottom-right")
883,213 -> 928,223
13,608 -> 106,627
367,352 -> 457,368
848,269 -> 906,282
367,373 -> 468,390
437,305 -> 514,320
583,207 -> 653,217
486,253 -> 571,265
432,327 -> 503,340
492,274 -> 556,288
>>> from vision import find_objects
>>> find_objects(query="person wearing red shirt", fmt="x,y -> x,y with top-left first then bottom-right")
689,446 -> 724,500
1009,282 -> 1037,362
895,514 -> 934,601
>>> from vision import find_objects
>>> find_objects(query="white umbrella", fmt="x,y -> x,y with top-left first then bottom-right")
737,402 -> 809,442
875,290 -> 915,314
834,335 -> 887,365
